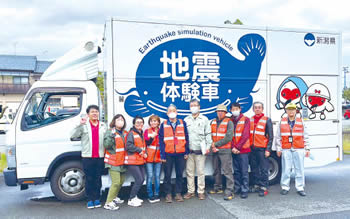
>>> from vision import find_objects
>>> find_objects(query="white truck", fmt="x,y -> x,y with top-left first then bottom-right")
4,19 -> 342,201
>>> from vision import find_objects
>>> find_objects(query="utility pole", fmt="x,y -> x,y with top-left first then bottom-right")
344,66 -> 349,89
13,42 -> 18,55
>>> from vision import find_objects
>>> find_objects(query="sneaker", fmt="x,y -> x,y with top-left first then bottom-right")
154,195 -> 161,202
135,196 -> 143,203
209,189 -> 224,194
165,194 -> 173,203
297,191 -> 306,196
183,192 -> 195,199
128,197 -> 142,207
148,196 -> 160,204
258,188 -> 268,197
175,193 -> 184,202
280,189 -> 289,195
104,201 -> 120,210
198,193 -> 206,200
87,201 -> 94,209
240,193 -> 248,199
94,200 -> 102,208
113,197 -> 124,204
223,194 -> 233,200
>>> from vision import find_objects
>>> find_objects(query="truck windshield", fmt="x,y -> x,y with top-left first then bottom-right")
22,91 -> 82,130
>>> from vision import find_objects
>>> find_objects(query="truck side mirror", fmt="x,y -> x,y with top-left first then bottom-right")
8,114 -> 13,120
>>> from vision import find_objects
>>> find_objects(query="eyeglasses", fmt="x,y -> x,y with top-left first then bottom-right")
135,121 -> 144,124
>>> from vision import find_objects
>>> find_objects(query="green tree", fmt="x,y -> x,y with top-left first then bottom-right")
224,19 -> 243,25
96,71 -> 105,104
343,88 -> 350,101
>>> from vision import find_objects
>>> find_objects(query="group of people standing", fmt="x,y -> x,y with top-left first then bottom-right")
71,100 -> 310,210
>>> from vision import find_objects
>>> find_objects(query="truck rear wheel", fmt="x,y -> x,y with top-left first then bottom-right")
50,160 -> 85,201
268,152 -> 281,185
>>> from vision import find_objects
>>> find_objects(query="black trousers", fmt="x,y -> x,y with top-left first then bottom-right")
164,154 -> 185,195
127,165 -> 145,199
82,158 -> 104,201
233,153 -> 249,193
249,148 -> 269,189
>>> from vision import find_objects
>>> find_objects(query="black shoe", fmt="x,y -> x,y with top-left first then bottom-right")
240,193 -> 248,199
280,189 -> 289,195
297,191 -> 306,196
258,189 -> 265,197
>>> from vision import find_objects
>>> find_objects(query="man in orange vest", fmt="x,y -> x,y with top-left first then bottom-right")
276,103 -> 310,196
230,102 -> 250,199
210,104 -> 234,200
159,104 -> 189,203
249,101 -> 274,197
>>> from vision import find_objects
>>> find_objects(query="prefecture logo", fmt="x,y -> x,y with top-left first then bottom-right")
304,33 -> 316,47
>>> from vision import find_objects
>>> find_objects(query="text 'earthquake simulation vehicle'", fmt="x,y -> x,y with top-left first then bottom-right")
4,19 -> 342,201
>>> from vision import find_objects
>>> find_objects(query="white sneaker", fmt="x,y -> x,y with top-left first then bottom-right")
113,197 -> 124,204
135,196 -> 143,203
104,202 -> 120,210
128,197 -> 142,207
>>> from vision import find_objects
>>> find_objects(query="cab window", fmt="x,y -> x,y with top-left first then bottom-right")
22,92 -> 82,131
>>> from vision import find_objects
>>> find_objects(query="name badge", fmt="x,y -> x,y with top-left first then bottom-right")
288,136 -> 293,143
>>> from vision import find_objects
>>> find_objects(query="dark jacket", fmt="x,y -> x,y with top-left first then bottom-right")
126,127 -> 144,155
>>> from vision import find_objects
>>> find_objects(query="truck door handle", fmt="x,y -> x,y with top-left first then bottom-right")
332,120 -> 340,123
70,137 -> 81,141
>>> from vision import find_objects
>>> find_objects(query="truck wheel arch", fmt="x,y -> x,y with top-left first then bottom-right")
46,151 -> 82,180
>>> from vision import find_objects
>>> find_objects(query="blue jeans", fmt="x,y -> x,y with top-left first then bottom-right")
146,162 -> 162,198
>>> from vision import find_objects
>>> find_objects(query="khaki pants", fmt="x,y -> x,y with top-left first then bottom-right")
186,153 -> 206,194
106,169 -> 125,203
212,153 -> 234,195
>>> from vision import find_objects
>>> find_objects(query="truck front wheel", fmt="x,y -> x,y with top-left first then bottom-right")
268,152 -> 281,185
50,160 -> 85,201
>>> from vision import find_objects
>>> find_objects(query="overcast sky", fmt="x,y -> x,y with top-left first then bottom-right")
1,0 -> 350,68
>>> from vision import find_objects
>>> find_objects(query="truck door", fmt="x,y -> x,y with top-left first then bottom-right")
15,87 -> 88,179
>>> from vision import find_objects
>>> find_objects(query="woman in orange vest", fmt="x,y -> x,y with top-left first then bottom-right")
144,115 -> 162,203
103,114 -> 127,210
125,116 -> 147,207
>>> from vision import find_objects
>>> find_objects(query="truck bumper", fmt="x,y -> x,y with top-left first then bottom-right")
3,168 -> 17,186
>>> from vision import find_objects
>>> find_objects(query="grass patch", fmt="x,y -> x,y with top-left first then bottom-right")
0,152 -> 7,173
343,132 -> 350,155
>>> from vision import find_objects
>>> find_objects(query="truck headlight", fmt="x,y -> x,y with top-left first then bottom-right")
6,146 -> 16,169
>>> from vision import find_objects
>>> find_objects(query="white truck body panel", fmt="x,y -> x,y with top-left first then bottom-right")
105,19 -> 342,168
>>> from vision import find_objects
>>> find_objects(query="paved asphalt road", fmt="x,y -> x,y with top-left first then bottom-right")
1,154 -> 350,218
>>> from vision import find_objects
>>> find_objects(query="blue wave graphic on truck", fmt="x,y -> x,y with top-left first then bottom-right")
122,33 -> 266,119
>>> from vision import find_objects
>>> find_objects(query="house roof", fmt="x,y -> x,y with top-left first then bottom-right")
0,55 -> 53,73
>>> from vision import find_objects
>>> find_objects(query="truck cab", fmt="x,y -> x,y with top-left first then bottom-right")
4,41 -> 102,201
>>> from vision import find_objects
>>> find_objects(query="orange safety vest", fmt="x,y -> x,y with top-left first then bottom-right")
124,130 -> 146,165
234,116 -> 250,149
163,120 -> 186,154
280,117 -> 305,149
211,118 -> 231,149
146,128 -> 161,163
250,116 -> 268,148
104,130 -> 127,166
